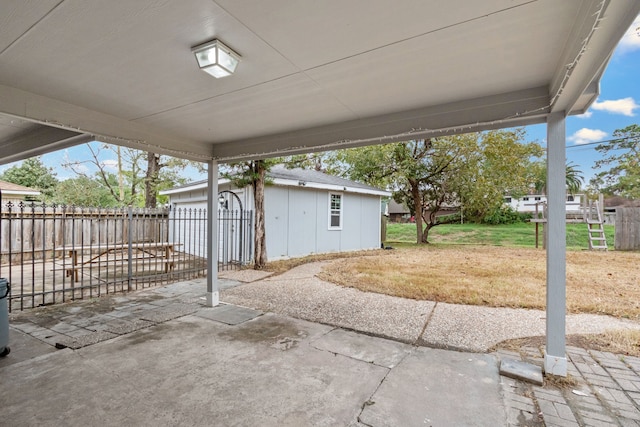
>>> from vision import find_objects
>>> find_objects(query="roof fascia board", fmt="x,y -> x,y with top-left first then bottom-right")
0,127 -> 93,165
162,177 -> 390,197
1,190 -> 41,196
0,84 -> 213,162
271,177 -> 391,197
160,178 -> 231,195
211,86 -> 550,161
550,0 -> 640,114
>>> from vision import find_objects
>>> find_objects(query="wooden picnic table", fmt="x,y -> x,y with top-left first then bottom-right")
54,242 -> 180,284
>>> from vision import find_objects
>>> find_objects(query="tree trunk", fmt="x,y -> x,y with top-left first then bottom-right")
253,160 -> 268,269
421,210 -> 437,244
145,152 -> 160,208
422,223 -> 433,244
410,180 -> 425,244
117,146 -> 125,202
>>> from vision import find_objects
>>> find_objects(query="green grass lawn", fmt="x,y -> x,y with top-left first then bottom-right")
385,221 -> 615,250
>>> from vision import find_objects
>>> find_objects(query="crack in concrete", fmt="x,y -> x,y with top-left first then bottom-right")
414,301 -> 438,346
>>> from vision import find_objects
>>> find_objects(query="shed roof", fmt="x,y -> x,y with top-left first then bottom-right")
161,166 -> 390,197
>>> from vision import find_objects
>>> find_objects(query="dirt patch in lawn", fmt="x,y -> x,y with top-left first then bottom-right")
493,329 -> 640,358
317,245 -> 640,320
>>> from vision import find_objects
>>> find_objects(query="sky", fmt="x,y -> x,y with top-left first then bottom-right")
518,14 -> 640,184
1,16 -> 639,187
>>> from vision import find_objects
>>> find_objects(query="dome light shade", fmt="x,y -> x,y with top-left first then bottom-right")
192,39 -> 241,78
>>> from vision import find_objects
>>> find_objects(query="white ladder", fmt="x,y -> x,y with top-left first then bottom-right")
585,200 -> 607,250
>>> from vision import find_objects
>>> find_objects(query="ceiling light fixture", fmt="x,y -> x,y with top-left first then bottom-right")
191,39 -> 241,78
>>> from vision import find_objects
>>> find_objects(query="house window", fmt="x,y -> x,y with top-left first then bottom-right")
534,197 -> 541,201
504,197 -> 512,203
523,197 -> 529,201
567,195 -> 574,202
329,193 -> 342,230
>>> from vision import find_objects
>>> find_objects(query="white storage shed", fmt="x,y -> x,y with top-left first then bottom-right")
161,166 -> 390,261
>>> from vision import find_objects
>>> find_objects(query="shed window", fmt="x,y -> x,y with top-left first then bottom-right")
329,193 -> 342,230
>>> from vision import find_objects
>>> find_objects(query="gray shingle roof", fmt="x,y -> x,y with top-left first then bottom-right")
163,165 -> 388,195
268,165 -> 385,193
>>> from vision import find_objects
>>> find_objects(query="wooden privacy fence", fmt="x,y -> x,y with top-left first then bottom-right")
615,207 -> 640,251
0,203 -> 167,264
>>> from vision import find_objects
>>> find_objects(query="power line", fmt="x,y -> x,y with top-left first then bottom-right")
566,136 -> 632,149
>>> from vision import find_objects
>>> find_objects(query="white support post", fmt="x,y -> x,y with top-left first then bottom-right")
206,160 -> 219,307
545,112 -> 567,376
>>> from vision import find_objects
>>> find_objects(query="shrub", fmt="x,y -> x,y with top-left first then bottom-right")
481,206 -> 531,225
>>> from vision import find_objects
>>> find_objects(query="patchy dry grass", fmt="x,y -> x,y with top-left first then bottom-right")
494,329 -> 640,358
263,249 -> 381,275
317,245 -> 640,320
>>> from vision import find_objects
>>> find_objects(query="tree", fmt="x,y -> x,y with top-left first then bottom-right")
64,143 -> 204,208
532,161 -> 584,195
333,136 -> 473,243
223,159 -> 278,269
0,157 -> 58,200
458,129 -> 543,221
590,124 -> 640,198
64,144 -> 144,206
332,129 -> 542,243
53,175 -> 123,207
279,152 -> 338,173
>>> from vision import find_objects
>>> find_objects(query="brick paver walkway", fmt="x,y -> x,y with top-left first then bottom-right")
499,346 -> 640,426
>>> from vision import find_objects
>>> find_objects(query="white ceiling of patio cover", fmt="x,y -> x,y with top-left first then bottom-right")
0,0 -> 638,163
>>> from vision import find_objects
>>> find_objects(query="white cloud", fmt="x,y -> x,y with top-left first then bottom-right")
568,128 -> 607,145
591,97 -> 639,116
618,15 -> 640,53
72,163 -> 90,174
575,110 -> 592,119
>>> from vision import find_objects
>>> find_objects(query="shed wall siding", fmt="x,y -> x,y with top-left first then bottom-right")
287,189 -> 318,257
264,186 -> 381,260
168,183 -> 382,261
341,194 -> 361,251
264,187 -> 289,259
359,196 -> 382,249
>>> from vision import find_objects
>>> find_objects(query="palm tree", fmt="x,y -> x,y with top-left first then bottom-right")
533,161 -> 584,195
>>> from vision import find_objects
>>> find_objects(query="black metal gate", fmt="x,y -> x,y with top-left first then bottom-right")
218,208 -> 253,271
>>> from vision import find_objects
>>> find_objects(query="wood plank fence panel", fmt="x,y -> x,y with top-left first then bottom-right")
1,204 -> 168,264
615,207 -> 640,251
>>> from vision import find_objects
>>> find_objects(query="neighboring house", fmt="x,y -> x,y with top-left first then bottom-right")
0,180 -> 41,205
161,166 -> 391,262
388,200 -> 411,222
387,200 -> 458,223
504,194 -> 583,214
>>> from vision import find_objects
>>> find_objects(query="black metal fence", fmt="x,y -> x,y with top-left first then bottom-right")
0,202 -> 253,311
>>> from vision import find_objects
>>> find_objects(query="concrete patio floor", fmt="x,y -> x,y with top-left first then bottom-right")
2,266 -> 640,426
2,285 -> 505,426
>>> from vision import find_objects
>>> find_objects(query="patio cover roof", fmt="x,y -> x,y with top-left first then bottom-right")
0,0 -> 638,164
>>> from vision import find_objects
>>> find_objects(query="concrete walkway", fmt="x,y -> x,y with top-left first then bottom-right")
1,262 -> 639,426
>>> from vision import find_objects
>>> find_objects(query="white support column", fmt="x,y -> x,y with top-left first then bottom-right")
545,112 -> 567,376
206,160 -> 219,307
